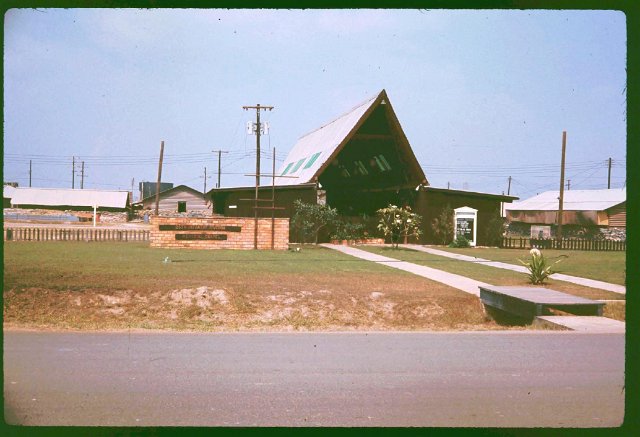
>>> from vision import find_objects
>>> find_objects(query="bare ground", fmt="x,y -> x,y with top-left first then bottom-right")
4,273 -> 528,332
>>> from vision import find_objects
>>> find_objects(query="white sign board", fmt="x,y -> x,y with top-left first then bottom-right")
454,206 -> 478,246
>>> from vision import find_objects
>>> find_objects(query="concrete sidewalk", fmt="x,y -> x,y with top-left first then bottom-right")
321,244 -> 490,296
321,244 -> 625,333
535,316 -> 625,333
402,245 -> 626,295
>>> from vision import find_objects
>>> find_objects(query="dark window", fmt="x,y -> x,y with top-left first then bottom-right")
177,201 -> 187,213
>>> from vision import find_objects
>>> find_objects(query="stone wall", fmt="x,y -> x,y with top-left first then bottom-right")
150,216 -> 289,250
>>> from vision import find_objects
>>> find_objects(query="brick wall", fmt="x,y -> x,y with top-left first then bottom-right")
150,216 -> 290,250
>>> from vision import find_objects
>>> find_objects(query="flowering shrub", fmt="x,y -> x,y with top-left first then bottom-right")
518,248 -> 564,284
377,204 -> 423,249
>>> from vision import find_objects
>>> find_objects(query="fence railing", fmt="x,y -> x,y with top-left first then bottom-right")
4,227 -> 149,242
501,237 -> 625,252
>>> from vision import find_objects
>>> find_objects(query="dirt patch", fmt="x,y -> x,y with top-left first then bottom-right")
3,279 -> 539,332
169,287 -> 228,308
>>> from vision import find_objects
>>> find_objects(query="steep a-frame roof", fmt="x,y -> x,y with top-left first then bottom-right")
275,89 -> 427,187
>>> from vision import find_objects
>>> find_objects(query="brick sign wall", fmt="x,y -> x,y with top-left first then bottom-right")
150,216 -> 289,250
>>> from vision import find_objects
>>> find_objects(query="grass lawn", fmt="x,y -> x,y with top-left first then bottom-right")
3,242 -> 522,332
359,246 -> 625,322
435,246 -> 626,286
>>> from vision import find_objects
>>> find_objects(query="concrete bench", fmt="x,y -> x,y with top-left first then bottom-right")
479,285 -> 604,322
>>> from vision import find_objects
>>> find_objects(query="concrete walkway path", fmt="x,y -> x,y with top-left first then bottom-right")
321,244 -> 490,296
402,245 -> 626,295
535,316 -> 625,333
321,244 -> 624,333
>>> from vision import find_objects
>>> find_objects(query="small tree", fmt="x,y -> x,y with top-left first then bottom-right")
292,199 -> 338,244
485,212 -> 507,247
376,204 -> 422,248
431,205 -> 454,245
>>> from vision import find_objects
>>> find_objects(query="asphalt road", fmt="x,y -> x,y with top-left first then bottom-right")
3,330 -> 625,427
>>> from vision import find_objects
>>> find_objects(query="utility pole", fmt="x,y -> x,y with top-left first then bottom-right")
212,150 -> 229,188
566,179 -> 571,191
72,156 -> 75,189
607,157 -> 612,189
131,178 -> 135,203
507,176 -> 512,195
557,131 -> 567,244
81,161 -> 85,189
203,167 -> 208,193
243,104 -> 274,188
155,141 -> 165,216
243,104 -> 274,249
29,160 -> 32,187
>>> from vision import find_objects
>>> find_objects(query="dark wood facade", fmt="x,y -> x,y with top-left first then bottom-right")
415,187 -> 515,246
210,183 -> 318,219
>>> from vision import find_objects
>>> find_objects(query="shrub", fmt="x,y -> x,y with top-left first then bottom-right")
485,213 -> 507,247
448,236 -> 470,248
376,204 -> 423,249
518,248 -> 565,285
431,205 -> 454,245
292,200 -> 338,244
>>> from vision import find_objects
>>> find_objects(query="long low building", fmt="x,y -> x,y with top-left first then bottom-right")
505,188 -> 626,228
4,187 -> 131,211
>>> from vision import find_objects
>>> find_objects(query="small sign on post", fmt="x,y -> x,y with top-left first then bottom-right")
454,206 -> 478,246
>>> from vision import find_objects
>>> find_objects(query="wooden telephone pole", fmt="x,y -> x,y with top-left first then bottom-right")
212,150 -> 229,188
155,141 -> 165,216
242,104 -> 274,249
557,131 -> 567,244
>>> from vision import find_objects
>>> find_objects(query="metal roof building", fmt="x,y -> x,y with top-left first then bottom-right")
210,89 -> 517,244
135,185 -> 211,213
6,187 -> 130,210
505,188 -> 626,227
275,89 -> 426,190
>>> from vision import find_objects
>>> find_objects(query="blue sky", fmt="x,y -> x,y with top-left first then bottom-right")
3,9 -> 627,201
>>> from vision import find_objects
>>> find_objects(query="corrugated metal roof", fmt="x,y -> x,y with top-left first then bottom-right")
505,188 -> 625,212
274,92 -> 379,186
8,187 -> 129,209
137,185 -> 202,203
3,185 -> 17,199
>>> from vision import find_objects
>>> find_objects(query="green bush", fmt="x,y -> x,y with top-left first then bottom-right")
485,213 -> 507,247
448,236 -> 471,248
431,205 -> 454,245
292,200 -> 338,244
